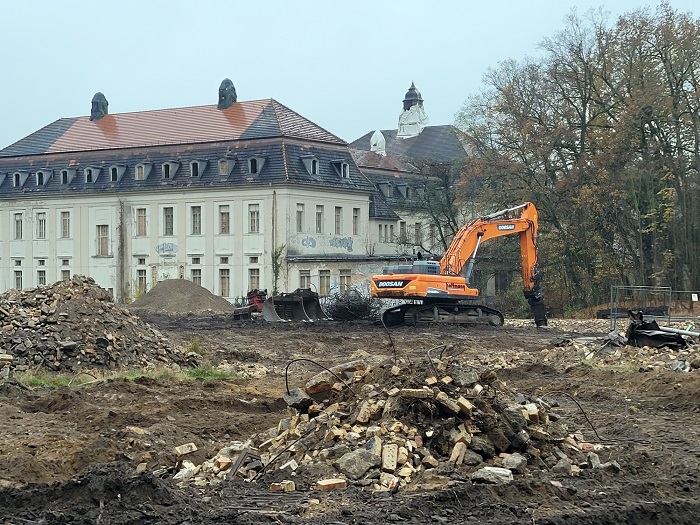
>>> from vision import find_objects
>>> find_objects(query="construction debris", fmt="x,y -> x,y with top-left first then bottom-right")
0,276 -> 198,374
168,354 -> 604,493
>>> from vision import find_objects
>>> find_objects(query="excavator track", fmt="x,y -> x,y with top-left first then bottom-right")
380,302 -> 504,328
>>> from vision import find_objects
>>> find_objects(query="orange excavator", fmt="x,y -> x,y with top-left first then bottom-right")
370,202 -> 547,327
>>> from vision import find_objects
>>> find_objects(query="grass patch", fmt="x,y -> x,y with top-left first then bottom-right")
186,365 -> 238,380
13,363 -> 237,390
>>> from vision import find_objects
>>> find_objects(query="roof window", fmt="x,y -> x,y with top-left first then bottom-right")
109,165 -> 126,183
301,155 -> 320,176
13,171 -> 29,188
135,163 -> 152,181
36,170 -> 52,186
248,157 -> 266,175
162,162 -> 180,180
218,158 -> 235,178
331,160 -> 350,179
190,160 -> 207,178
84,167 -> 101,183
60,169 -> 76,185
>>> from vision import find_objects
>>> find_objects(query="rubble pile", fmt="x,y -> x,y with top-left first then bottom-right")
0,276 -> 197,374
170,354 -> 609,492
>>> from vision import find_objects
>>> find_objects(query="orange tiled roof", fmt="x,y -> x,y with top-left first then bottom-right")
1,99 -> 344,157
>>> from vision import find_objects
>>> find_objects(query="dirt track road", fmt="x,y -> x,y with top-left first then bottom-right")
1,318 -> 699,524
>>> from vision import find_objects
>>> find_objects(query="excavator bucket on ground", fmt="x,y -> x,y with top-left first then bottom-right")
261,288 -> 331,322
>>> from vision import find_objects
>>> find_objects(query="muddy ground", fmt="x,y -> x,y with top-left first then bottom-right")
1,316 -> 699,524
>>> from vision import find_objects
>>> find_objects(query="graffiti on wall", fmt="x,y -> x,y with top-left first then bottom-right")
155,242 -> 178,256
329,237 -> 353,252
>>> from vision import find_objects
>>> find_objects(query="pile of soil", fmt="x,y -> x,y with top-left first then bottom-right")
128,279 -> 235,316
0,276 -> 197,373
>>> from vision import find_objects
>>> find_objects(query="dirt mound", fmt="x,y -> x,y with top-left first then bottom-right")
128,279 -> 235,316
0,275 -> 197,373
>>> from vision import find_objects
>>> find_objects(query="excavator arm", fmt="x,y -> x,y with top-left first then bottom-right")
440,202 -> 546,326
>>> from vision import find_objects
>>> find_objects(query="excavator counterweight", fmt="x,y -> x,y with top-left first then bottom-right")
371,202 -> 547,328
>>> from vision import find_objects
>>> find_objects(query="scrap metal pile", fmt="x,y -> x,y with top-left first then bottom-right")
170,350 -> 611,492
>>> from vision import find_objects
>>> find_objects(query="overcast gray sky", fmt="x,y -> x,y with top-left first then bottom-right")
1,0 -> 698,149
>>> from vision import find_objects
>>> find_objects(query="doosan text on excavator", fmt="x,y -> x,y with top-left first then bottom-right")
370,202 -> 548,328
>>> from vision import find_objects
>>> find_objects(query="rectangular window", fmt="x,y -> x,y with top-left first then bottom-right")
378,224 -> 383,243
219,205 -> 230,234
352,208 -> 360,236
137,257 -> 146,265
191,206 -> 202,235
316,205 -> 324,234
219,268 -> 230,297
389,224 -> 395,242
97,225 -> 109,256
334,206 -> 342,235
297,203 -> 304,233
61,211 -> 70,238
14,271 -> 22,290
164,207 -> 174,235
299,269 -> 311,289
36,212 -> 47,239
220,256 -> 229,264
399,221 -> 407,243
249,203 -> 260,233
37,270 -> 46,286
191,268 -> 202,286
14,213 -> 23,240
137,269 -> 147,294
319,269 -> 330,295
339,269 -> 351,293
136,208 -> 147,236
62,259 -> 70,266
14,259 -> 21,266
61,270 -> 71,281
249,256 -> 259,264
61,170 -> 69,184
249,268 -> 260,291
192,257 -> 201,265
38,259 -> 45,266
163,164 -> 171,179
414,222 -> 423,245
136,165 -> 144,180
219,159 -> 228,177
85,168 -> 93,183
296,203 -> 304,233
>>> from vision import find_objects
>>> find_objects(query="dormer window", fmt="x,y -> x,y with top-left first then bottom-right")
84,167 -> 100,183
248,157 -> 266,175
190,160 -> 207,178
301,155 -> 320,176
135,163 -> 152,181
332,160 -> 350,179
109,165 -> 126,182
162,162 -> 180,180
218,158 -> 234,178
36,170 -> 51,186
60,168 -> 76,185
13,171 -> 28,187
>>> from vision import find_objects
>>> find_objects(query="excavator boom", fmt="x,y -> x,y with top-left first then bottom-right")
371,202 -> 547,327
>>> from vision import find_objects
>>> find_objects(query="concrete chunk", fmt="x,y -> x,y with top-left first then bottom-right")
382,443 -> 399,472
471,466 -> 513,484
